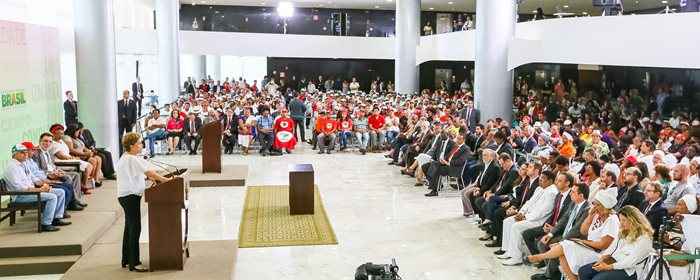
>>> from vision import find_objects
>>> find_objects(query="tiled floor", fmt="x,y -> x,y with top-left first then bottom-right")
1,143 -> 539,280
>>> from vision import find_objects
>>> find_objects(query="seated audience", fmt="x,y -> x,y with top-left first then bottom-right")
3,143 -> 71,232
143,109 -> 167,157
184,111 -> 203,155
165,109 -> 184,155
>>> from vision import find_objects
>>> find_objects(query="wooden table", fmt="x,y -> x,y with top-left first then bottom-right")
289,164 -> 314,215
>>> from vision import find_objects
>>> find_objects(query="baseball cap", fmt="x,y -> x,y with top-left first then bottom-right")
21,141 -> 36,150
11,143 -> 28,154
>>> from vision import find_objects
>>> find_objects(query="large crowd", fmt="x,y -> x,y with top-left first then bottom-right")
3,71 -> 700,279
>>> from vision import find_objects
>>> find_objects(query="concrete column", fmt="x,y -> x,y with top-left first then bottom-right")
205,55 -> 221,81
474,0 -> 517,122
73,0 -> 119,159
394,0 -> 420,95
189,55 -> 206,81
155,0 -> 181,103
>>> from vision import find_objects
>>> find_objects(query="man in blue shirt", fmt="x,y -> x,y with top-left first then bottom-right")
3,143 -> 71,232
23,141 -> 82,211
256,107 -> 276,156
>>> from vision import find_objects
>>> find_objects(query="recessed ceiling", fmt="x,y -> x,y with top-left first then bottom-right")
179,0 -> 673,14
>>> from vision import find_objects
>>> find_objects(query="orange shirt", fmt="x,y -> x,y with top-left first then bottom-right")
320,119 -> 337,134
315,116 -> 328,131
559,141 -> 576,159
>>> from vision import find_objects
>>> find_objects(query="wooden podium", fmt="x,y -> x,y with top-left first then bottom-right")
289,164 -> 314,215
200,121 -> 222,173
144,169 -> 190,271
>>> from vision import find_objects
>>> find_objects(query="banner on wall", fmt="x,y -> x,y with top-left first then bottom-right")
0,20 -> 62,171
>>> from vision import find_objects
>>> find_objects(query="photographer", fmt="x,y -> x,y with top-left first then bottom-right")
577,206 -> 654,280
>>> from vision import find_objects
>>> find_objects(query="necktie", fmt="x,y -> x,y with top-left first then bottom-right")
520,181 -> 532,205
191,120 -> 195,133
466,109 -> 471,125
447,145 -> 461,163
563,203 -> 580,236
439,140 -> 449,161
644,202 -> 653,215
549,194 -> 563,224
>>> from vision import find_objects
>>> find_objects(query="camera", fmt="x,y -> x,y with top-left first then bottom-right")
355,258 -> 401,280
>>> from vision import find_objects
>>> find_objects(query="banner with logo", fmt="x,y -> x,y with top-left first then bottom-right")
0,20 -> 62,171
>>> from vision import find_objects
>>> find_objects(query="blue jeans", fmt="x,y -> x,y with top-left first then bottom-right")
338,131 -> 353,147
52,181 -> 74,207
146,129 -> 167,156
355,131 -> 370,149
385,131 -> 399,145
14,188 -> 66,225
370,130 -> 385,149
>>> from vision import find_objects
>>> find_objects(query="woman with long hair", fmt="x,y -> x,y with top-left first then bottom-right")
527,189 -> 620,280
64,124 -> 104,188
577,206 -> 654,280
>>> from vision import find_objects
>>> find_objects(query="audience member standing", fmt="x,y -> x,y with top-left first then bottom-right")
117,90 -> 137,154
63,91 -> 78,127
131,78 -> 144,116
289,94 -> 307,142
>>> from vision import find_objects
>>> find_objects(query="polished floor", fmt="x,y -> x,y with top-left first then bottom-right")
1,142 -> 539,280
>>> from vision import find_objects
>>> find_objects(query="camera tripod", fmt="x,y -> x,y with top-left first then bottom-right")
645,219 -> 673,280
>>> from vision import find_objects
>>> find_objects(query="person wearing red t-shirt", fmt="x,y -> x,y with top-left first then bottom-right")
367,107 -> 386,152
316,111 -> 337,154
273,109 -> 296,153
337,110 -> 353,151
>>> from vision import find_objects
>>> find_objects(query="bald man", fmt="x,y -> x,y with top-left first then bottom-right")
664,164 -> 697,215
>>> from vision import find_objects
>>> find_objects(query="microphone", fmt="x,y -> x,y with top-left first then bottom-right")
143,156 -> 183,176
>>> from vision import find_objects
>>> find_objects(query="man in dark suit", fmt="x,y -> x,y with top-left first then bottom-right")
425,134 -> 471,197
641,182 -> 668,240
461,148 -> 501,217
479,153 -> 520,238
463,124 -> 486,184
184,112 -> 203,155
527,181 -> 590,280
63,91 -> 78,126
490,164 -> 544,252
131,78 -> 144,116
220,108 -> 238,155
494,131 -> 513,158
117,90 -> 137,154
614,166 -> 646,211
458,99 -> 480,132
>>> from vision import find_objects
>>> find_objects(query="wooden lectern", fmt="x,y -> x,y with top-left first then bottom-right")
200,121 -> 222,173
144,169 -> 190,271
289,164 -> 314,215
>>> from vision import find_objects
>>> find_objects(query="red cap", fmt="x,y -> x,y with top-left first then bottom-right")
625,155 -> 638,166
21,141 -> 36,150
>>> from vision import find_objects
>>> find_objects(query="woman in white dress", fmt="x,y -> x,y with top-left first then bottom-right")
527,188 -> 619,280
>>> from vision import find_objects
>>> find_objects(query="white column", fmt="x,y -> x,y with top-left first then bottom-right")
205,55 -> 221,81
73,0 -> 119,159
193,55 -> 206,81
155,0 -> 181,103
395,0 -> 420,95
474,0 -> 517,122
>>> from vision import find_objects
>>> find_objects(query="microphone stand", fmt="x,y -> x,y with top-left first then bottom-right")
143,156 -> 183,176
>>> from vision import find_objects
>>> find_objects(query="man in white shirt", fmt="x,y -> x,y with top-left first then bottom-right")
499,171 -> 558,265
2,143 -> 70,232
144,109 -> 167,157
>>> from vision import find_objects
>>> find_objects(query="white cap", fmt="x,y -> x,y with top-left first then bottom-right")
563,119 -> 572,126
603,163 -> 620,179
595,188 -> 618,209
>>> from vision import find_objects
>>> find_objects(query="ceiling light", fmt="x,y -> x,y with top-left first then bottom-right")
374,5 -> 380,8
386,0 -> 393,2
661,0 -> 668,3
448,1 -> 454,4
277,1 -> 294,18
429,7 -> 434,10
532,10 -> 537,13
563,5 -> 569,8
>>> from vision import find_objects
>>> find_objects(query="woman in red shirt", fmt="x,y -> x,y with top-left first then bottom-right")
337,110 -> 354,151
166,110 -> 184,155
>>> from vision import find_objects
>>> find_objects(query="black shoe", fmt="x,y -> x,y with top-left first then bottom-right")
326,150 -> 331,154
95,181 -> 103,187
493,249 -> 506,255
129,264 -> 149,272
41,225 -> 60,232
530,273 -> 549,280
478,234 -> 493,241
485,241 -> 501,248
68,204 -> 84,211
318,151 -> 325,154
424,191 -> 438,197
286,149 -> 292,154
52,219 -> 72,226
78,202 -> 88,207
533,261 -> 546,269
360,149 -> 366,155
62,213 -> 71,219
122,261 -> 142,268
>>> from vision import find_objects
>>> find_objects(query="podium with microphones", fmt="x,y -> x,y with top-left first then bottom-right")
143,156 -> 191,271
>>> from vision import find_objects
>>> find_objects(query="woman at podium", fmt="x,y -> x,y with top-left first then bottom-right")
117,132 -> 170,272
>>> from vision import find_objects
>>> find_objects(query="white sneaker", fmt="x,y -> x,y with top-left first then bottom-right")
501,258 -> 523,266
496,254 -> 511,260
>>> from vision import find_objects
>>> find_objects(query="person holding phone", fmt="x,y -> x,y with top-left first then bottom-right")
116,132 -> 170,272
